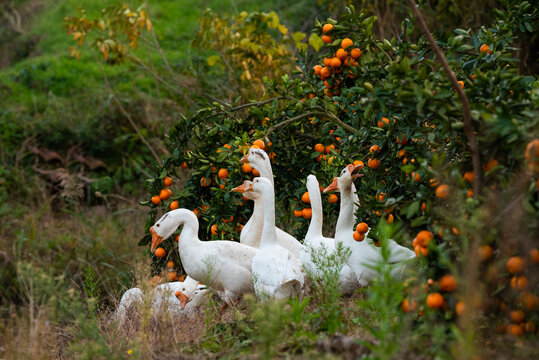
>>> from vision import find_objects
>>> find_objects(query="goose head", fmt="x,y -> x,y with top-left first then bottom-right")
231,180 -> 258,200
175,290 -> 189,309
323,164 -> 363,193
246,176 -> 273,196
240,147 -> 269,172
150,209 -> 186,252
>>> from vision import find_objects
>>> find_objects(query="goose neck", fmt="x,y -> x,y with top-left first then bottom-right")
259,187 -> 277,249
306,181 -> 323,239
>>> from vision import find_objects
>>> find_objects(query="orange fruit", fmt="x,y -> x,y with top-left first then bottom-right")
477,245 -> 493,261
367,158 -> 381,169
377,117 -> 390,127
241,163 -> 253,173
252,168 -> 260,177
420,202 -> 426,211
151,195 -> 161,205
463,171 -> 474,183
416,230 -> 433,247
507,323 -> 524,337
479,44 -> 490,53
175,234 -> 180,242
375,192 -> 385,202
386,213 -> 394,224
510,310 -> 525,323
520,293 -> 539,310
166,271 -> 178,282
457,80 -> 464,88
411,172 -> 421,182
525,139 -> 539,172
401,298 -> 417,313
169,201 -> 179,210
440,275 -> 457,292
180,162 -> 188,169
429,178 -> 439,187
301,192 -> 310,204
466,189 -> 474,198
352,160 -> 364,168
322,23 -> 334,33
483,159 -> 499,172
398,149 -> 406,158
302,208 -> 312,219
166,261 -> 174,267
210,224 -> 218,235
218,168 -> 229,180
341,38 -> 353,49
455,301 -> 466,316
160,188 -> 172,200
529,248 -> 539,264
253,139 -> 265,149
313,65 -> 322,75
396,133 -> 407,145
320,66 -> 331,79
510,275 -> 529,291
163,176 -> 173,187
322,35 -> 332,43
524,321 -> 536,333
155,247 -> 166,258
328,193 -> 338,203
200,177 -> 211,187
330,57 -> 342,68
426,293 -> 444,309
350,48 -> 362,59
325,144 -> 335,154
314,143 -> 325,153
435,184 -> 450,199
414,245 -> 428,257
506,256 -> 526,274
356,222 -> 369,234
323,57 -> 331,67
336,48 -> 347,60
294,209 -> 303,218
353,231 -> 365,242
369,145 -> 380,153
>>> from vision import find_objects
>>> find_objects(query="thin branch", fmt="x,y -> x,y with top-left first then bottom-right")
202,97 -> 284,121
406,0 -> 482,198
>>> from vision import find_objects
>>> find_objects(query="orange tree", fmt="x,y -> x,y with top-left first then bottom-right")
140,0 -> 538,343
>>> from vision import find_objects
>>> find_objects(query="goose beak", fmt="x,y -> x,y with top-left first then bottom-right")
323,177 -> 339,193
150,226 -> 163,253
175,291 -> 189,309
239,153 -> 249,163
231,182 -> 246,193
245,182 -> 254,192
347,164 -> 364,179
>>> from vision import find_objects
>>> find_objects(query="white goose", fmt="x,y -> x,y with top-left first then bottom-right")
240,147 -> 302,259
325,165 -> 416,285
246,177 -> 304,299
300,174 -> 360,294
231,180 -> 263,248
150,209 -> 257,306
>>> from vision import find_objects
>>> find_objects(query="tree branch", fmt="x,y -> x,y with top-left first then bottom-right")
406,0 -> 482,197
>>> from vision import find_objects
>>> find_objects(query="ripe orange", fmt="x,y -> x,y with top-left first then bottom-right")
455,301 -> 466,316
341,38 -> 353,49
166,261 -> 174,267
320,66 -> 331,79
398,149 -> 406,158
507,323 -> 524,337
328,193 -> 338,203
253,139 -> 265,149
322,35 -> 332,43
429,178 -> 439,187
252,168 -> 260,177
325,144 -> 335,154
200,177 -> 211,187
175,234 -> 180,242
163,176 -> 173,187
375,192 -> 385,202
401,298 -> 417,313
155,247 -> 166,258
218,168 -> 229,180
160,188 -> 172,200
369,145 -> 380,153
466,189 -> 474,198
352,160 -> 364,168
353,231 -> 365,242
510,310 -> 525,323
336,48 -> 347,60
151,195 -> 161,205
350,48 -> 362,59
294,210 -> 303,218
367,158 -> 381,169
525,139 -> 539,172
529,248 -> 539,264
302,208 -> 312,219
330,57 -> 342,68
314,143 -> 325,153
386,213 -> 394,224
520,293 -> 539,310
169,201 -> 179,210
180,162 -> 188,169
166,271 -> 178,282
322,23 -> 334,33
210,224 -> 218,235
440,275 -> 457,292
323,57 -> 331,67
301,192 -> 310,204
463,171 -> 474,183
435,184 -> 450,199
457,80 -> 464,88
483,159 -> 499,172
416,230 -> 433,247
414,245 -> 428,257
313,65 -> 322,75
426,293 -> 444,309
241,163 -> 253,173
510,275 -> 529,291
356,222 -> 369,234
420,202 -> 426,211
377,117 -> 390,127
411,172 -> 421,182
479,44 -> 490,53
396,133 -> 407,145
477,245 -> 493,261
506,256 -> 526,274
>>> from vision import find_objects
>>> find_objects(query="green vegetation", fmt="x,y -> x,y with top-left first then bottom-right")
1,0 -> 538,358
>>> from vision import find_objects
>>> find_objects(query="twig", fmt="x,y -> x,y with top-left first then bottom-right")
406,0 -> 482,197
202,97 -> 284,121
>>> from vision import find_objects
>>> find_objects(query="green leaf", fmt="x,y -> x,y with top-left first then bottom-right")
207,55 -> 220,66
406,201 -> 419,219
308,33 -> 324,52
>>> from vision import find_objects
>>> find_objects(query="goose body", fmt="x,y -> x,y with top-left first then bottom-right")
247,177 -> 304,299
240,148 -> 302,259
151,209 -> 257,306
328,165 -> 416,285
301,175 -> 360,294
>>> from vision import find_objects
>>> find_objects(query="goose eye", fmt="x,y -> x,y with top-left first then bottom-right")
156,224 -> 160,227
